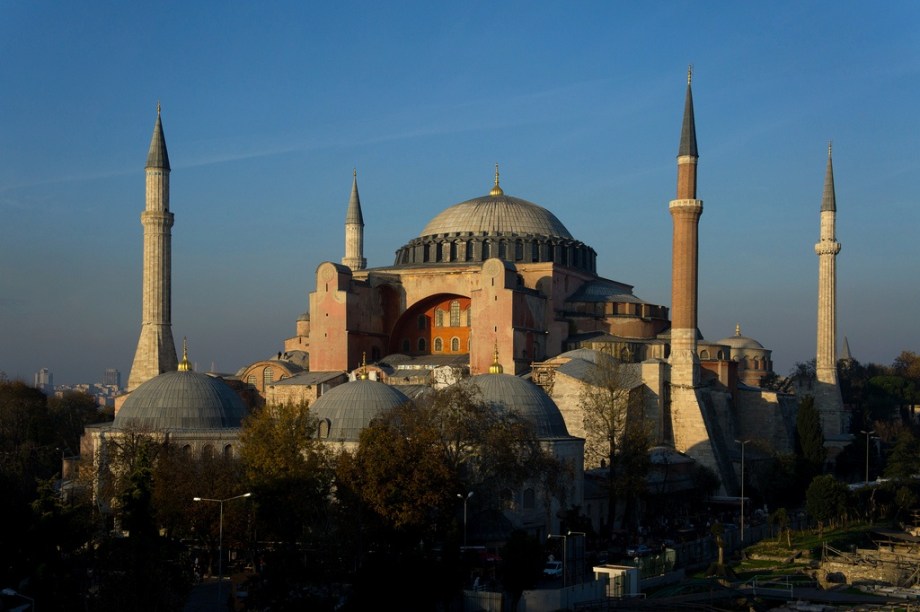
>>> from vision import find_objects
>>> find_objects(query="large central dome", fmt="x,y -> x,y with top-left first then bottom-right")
392,169 -> 595,272
420,193 -> 573,240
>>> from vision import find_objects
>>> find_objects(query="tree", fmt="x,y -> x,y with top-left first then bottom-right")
499,530 -> 544,611
884,429 -> 920,481
239,400 -> 334,546
769,507 -> 792,548
795,396 -> 826,486
579,356 -> 651,536
805,475 -> 850,533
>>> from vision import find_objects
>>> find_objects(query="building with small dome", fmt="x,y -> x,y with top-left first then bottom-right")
715,324 -> 773,387
312,377 -> 412,449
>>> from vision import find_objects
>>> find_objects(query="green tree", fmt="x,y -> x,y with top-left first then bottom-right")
239,400 -> 334,546
579,357 -> 651,536
769,507 -> 792,548
805,474 -> 850,533
884,429 -> 920,481
795,395 -> 826,485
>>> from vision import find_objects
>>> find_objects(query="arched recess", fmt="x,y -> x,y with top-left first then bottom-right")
387,293 -> 472,356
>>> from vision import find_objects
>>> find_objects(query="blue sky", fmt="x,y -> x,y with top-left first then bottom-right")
1,1 -> 918,385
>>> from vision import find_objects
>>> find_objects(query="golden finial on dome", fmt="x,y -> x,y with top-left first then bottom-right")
358,352 -> 369,380
735,323 -> 741,336
178,337 -> 192,371
490,163 -> 504,197
687,64 -> 693,84
488,340 -> 503,374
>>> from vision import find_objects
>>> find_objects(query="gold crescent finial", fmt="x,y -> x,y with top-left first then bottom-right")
490,163 -> 504,197
735,323 -> 741,336
687,65 -> 693,84
358,352 -> 368,379
489,340 -> 503,374
178,337 -> 192,371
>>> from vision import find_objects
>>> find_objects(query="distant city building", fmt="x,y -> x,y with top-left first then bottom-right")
103,368 -> 121,389
34,368 -> 53,394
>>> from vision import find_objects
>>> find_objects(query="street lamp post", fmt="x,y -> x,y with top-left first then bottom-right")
567,531 -> 585,585
735,439 -> 750,548
457,491 -> 473,546
547,534 -> 568,588
860,430 -> 875,486
193,492 -> 252,610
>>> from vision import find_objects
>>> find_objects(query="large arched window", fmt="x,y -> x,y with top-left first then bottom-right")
435,309 -> 444,327
450,300 -> 460,327
263,367 -> 274,388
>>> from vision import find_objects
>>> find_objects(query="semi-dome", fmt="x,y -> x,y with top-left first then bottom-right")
464,373 -> 569,438
312,379 -> 411,442
115,370 -> 247,430
420,193 -> 573,240
717,324 -> 765,350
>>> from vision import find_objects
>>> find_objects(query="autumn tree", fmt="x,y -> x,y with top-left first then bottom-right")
579,356 -> 651,536
239,400 -> 334,546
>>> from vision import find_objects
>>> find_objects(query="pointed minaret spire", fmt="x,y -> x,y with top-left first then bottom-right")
821,142 -> 836,212
342,168 -> 366,270
815,142 -> 845,436
128,104 -> 178,391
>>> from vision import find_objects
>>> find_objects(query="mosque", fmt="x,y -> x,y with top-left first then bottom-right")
81,70 -> 850,537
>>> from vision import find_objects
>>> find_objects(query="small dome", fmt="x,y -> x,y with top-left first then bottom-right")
419,193 -> 573,240
717,324 -> 764,350
115,371 -> 247,430
464,373 -> 569,438
312,379 -> 410,442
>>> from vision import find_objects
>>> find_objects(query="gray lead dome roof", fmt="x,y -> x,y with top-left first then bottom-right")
465,373 -> 569,438
312,379 -> 411,442
419,193 -> 573,239
115,371 -> 247,430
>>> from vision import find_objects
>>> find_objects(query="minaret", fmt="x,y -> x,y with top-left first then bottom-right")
814,143 -> 845,436
669,66 -> 703,388
342,169 -> 366,270
127,104 -> 178,391
666,68 -> 725,490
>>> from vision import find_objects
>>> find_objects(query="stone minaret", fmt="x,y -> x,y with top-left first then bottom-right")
814,143 -> 845,436
669,66 -> 703,388
342,169 -> 366,270
127,104 -> 178,391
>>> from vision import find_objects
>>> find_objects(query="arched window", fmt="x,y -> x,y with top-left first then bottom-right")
435,309 -> 444,327
182,444 -> 192,457
223,444 -> 233,459
247,374 -> 256,386
263,367 -> 274,388
318,419 -> 331,439
434,337 -> 443,352
418,338 -> 426,352
700,350 -> 710,360
450,300 -> 460,327
451,337 -> 460,352
483,240 -> 492,259
465,308 -> 471,327
515,240 -> 524,261
202,445 -> 214,460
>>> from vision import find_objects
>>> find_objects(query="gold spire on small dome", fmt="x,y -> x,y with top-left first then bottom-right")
735,323 -> 741,336
358,352 -> 369,380
488,341 -> 503,374
178,337 -> 192,371
490,163 -> 504,197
